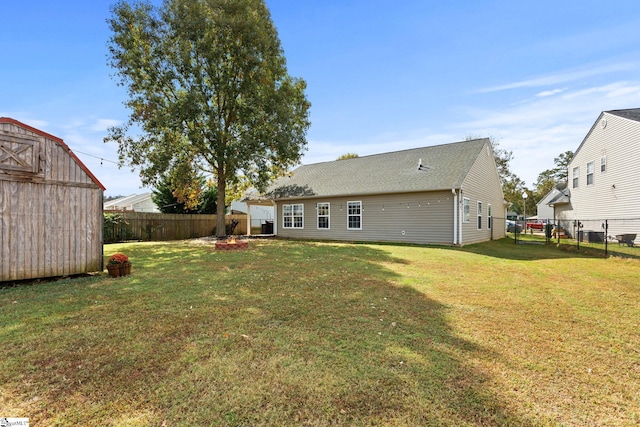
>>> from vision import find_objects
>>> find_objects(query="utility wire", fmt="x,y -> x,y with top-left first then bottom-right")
71,148 -> 120,165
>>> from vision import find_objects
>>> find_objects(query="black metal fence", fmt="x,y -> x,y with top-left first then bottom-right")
503,216 -> 639,256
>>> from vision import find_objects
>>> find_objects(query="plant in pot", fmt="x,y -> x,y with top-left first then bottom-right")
106,253 -> 131,277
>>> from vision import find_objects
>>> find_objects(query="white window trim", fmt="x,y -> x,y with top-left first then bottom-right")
283,203 -> 304,229
487,204 -> 492,229
477,201 -> 483,230
347,201 -> 362,230
317,202 -> 330,230
572,166 -> 579,189
601,156 -> 607,173
587,161 -> 594,186
463,198 -> 470,223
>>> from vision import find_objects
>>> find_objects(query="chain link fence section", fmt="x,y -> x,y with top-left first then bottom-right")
502,215 -> 639,256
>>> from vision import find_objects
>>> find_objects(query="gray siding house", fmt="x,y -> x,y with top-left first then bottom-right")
555,109 -> 640,238
250,138 -> 506,245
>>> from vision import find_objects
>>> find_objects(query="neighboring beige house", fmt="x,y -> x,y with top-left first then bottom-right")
553,108 -> 640,239
248,138 -> 506,245
104,193 -> 160,212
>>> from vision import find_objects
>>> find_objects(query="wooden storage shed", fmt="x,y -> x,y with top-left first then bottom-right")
0,118 -> 106,282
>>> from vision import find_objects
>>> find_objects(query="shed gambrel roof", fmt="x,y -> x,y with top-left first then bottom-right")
0,117 -> 106,191
265,138 -> 490,200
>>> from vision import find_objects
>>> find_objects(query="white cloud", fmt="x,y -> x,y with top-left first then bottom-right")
536,88 -> 566,97
478,62 -> 636,93
302,80 -> 640,189
456,81 -> 640,186
90,118 -> 121,132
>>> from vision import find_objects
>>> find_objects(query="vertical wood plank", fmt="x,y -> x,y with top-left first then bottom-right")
0,181 -> 7,280
36,183 -> 46,278
11,180 -> 22,279
23,182 -> 33,279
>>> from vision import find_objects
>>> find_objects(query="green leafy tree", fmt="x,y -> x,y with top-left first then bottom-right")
152,174 -> 192,214
199,180 -> 218,214
106,0 -> 311,236
152,172 -> 218,214
337,153 -> 359,160
534,150 -> 573,199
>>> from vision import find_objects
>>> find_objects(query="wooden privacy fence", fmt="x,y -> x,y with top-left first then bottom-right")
104,212 -> 247,243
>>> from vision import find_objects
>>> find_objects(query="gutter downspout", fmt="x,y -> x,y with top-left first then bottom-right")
272,202 -> 278,236
458,190 -> 463,245
452,188 -> 458,245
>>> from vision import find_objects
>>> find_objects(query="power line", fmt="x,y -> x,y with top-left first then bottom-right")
70,148 -> 120,165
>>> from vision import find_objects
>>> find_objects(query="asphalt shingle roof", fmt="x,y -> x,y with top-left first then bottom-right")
265,138 -> 489,200
606,108 -> 640,122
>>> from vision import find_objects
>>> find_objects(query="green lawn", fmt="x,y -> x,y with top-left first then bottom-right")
1,238 -> 639,426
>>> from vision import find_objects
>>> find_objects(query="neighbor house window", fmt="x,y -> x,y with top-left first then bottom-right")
317,202 -> 330,229
463,198 -> 470,223
347,201 -> 362,230
601,156 -> 607,172
572,166 -> 579,188
487,204 -> 492,229
283,204 -> 303,229
587,161 -> 594,185
477,201 -> 483,230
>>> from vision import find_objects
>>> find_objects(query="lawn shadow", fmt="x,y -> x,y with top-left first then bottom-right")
1,240 -> 542,425
204,241 -> 541,425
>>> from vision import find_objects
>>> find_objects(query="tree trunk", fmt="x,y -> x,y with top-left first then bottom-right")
216,169 -> 227,238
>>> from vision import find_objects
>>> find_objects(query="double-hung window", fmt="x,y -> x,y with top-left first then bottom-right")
283,204 -> 303,229
487,204 -> 492,229
587,161 -> 594,185
572,166 -> 579,188
347,201 -> 362,230
477,201 -> 483,230
317,202 -> 330,229
463,198 -> 470,223
601,156 -> 607,172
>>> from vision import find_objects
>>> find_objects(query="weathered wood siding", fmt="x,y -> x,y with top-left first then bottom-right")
560,112 -> 640,237
104,212 -> 247,242
1,120 -> 103,282
460,141 -> 506,244
276,191 -> 456,244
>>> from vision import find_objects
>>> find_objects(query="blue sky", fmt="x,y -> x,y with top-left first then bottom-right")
3,0 -> 640,197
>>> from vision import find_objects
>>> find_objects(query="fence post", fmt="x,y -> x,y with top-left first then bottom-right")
604,219 -> 608,257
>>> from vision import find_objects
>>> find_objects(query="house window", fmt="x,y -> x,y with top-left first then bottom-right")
317,202 -> 330,229
572,166 -> 579,188
587,161 -> 594,185
477,201 -> 483,230
463,198 -> 470,223
283,204 -> 303,229
487,204 -> 492,229
347,201 -> 362,230
601,156 -> 607,172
